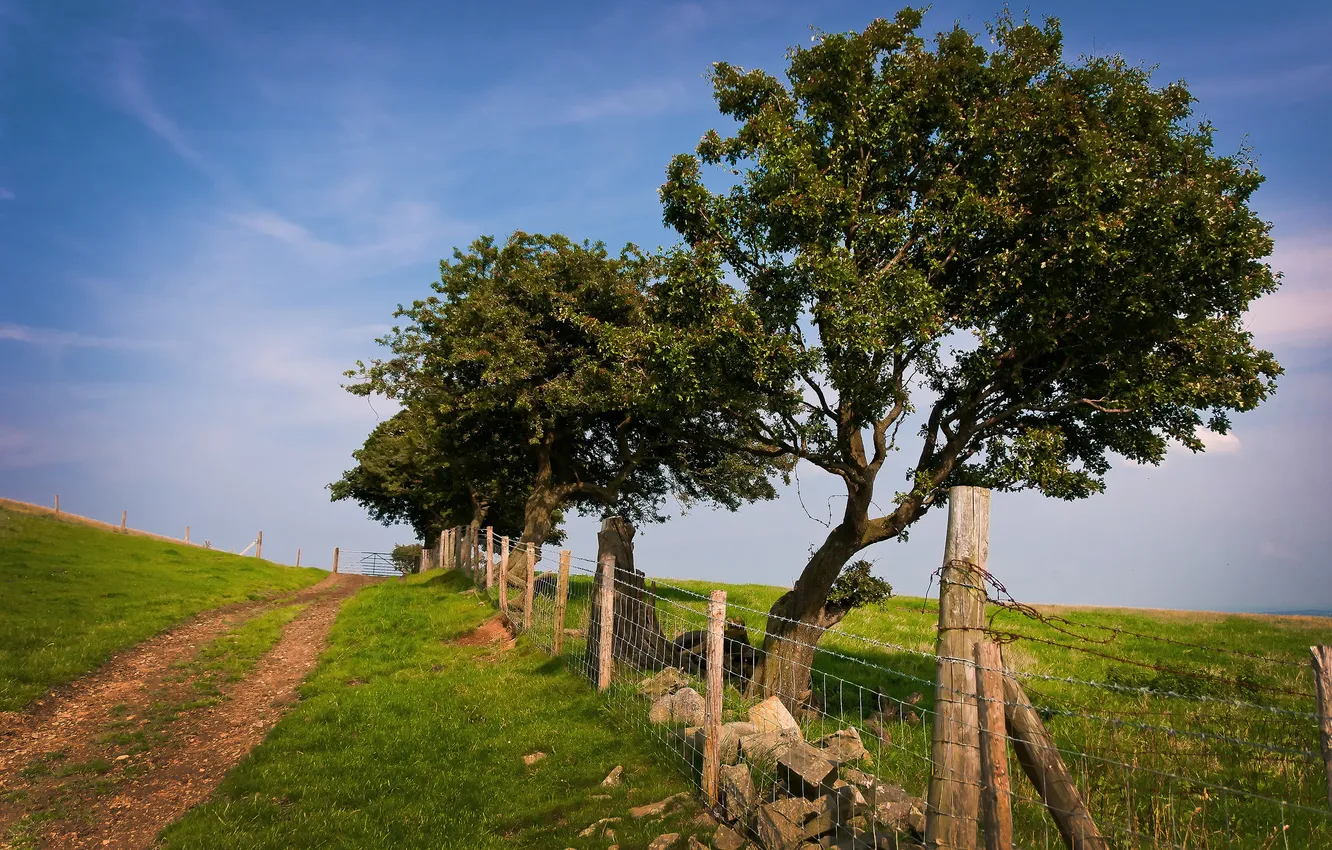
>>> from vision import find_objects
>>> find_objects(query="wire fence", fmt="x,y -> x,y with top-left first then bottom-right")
436,523 -> 1332,850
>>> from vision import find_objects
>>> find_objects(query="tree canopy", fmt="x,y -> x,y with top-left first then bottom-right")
657,8 -> 1281,703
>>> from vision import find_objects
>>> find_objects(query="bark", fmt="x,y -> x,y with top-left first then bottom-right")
583,517 -> 669,675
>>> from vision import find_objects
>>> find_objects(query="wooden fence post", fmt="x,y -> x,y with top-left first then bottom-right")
597,553 -> 616,691
522,542 -> 536,631
486,527 -> 495,589
296,548 -> 301,567
975,641 -> 1013,850
121,510 -> 127,533
438,530 -> 445,572
1312,646 -> 1332,810
703,588 -> 727,806
926,485 -> 989,850
499,536 -> 510,613
1002,668 -> 1108,849
256,530 -> 263,559
185,526 -> 190,544
332,547 -> 339,574
419,548 -> 426,573
54,494 -> 59,514
552,550 -> 571,656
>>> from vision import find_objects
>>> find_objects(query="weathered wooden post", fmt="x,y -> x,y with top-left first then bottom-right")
597,554 -> 616,691
552,550 -> 572,656
702,589 -> 728,805
926,485 -> 989,850
54,494 -> 60,514
486,527 -> 495,589
522,542 -> 536,631
419,548 -> 426,573
470,523 -> 481,578
1002,668 -> 1108,848
975,641 -> 1013,850
438,530 -> 445,572
499,536 -> 510,613
1312,646 -> 1332,810
185,526 -> 190,544
296,548 -> 301,567
121,510 -> 127,532
332,547 -> 339,574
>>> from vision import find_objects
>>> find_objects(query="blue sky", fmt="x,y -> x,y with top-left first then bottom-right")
2,0 -> 1330,612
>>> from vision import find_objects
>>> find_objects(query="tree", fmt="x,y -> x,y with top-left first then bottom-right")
346,232 -> 778,577
658,8 -> 1281,705
329,408 -> 534,544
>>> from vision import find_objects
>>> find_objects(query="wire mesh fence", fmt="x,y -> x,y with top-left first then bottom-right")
433,523 -> 1332,850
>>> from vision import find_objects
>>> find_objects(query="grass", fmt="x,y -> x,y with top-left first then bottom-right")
0,504 -> 325,710
158,571 -> 712,850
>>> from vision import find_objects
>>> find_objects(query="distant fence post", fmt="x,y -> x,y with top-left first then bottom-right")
438,530 -> 445,572
185,525 -> 190,544
926,485 -> 988,850
1312,645 -> 1332,810
419,548 -> 426,574
486,527 -> 495,589
551,550 -> 571,656
597,553 -> 616,691
702,588 -> 727,806
54,494 -> 60,514
522,542 -> 536,631
121,510 -> 127,533
975,640 -> 1013,850
499,536 -> 510,613
332,547 -> 339,574
256,530 -> 263,559
296,548 -> 301,567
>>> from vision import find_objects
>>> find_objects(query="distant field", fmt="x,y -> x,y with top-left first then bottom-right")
0,504 -> 326,710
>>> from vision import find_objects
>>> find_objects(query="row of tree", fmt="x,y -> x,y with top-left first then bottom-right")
332,9 -> 1281,705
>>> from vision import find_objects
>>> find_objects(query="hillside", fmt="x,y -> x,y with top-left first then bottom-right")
0,502 -> 326,711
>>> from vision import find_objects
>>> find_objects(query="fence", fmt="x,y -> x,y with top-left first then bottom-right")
430,492 -> 1332,850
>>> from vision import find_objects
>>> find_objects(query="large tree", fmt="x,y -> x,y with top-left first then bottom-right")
347,232 -> 777,575
658,9 -> 1282,705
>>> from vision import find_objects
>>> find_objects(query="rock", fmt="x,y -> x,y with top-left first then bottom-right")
579,817 -> 621,837
648,834 -> 681,850
522,751 -> 546,766
712,823 -> 747,850
688,837 -> 709,850
684,721 -> 758,765
719,763 -> 758,824
816,727 -> 870,765
631,791 -> 691,819
650,687 -> 706,725
842,769 -> 876,791
749,696 -> 801,735
776,740 -> 838,798
641,666 -> 690,698
831,779 -> 866,807
602,765 -> 623,786
799,786 -> 857,839
864,783 -> 926,836
739,728 -> 801,764
756,797 -> 820,850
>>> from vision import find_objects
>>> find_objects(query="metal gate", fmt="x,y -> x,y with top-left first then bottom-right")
337,551 -> 400,577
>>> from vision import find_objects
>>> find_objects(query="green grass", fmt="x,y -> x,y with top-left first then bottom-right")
0,504 -> 326,710
158,571 -> 711,850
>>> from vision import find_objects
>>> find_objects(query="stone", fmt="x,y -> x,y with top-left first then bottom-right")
799,786 -> 857,839
816,727 -> 870,765
522,751 -> 546,766
579,817 -> 621,837
831,779 -> 865,807
739,728 -> 801,763
712,823 -> 747,850
688,837 -> 709,850
650,687 -> 706,725
602,765 -> 624,786
641,666 -> 690,698
648,834 -> 681,850
776,741 -> 838,799
865,783 -> 926,837
719,763 -> 758,824
685,721 -> 758,765
755,797 -> 819,850
749,696 -> 801,735
631,792 -> 691,819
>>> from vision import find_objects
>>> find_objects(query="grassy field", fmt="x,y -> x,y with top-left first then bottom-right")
529,573 -> 1332,849
158,571 -> 712,850
0,504 -> 325,710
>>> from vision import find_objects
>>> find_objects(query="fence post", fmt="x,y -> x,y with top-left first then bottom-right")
703,589 -> 727,806
55,494 -> 59,514
419,548 -> 426,574
438,530 -> 445,572
499,536 -> 510,613
486,527 -> 495,589
1312,646 -> 1332,810
185,525 -> 190,544
256,530 -> 263,559
926,485 -> 988,850
597,554 -> 616,691
522,542 -> 536,631
552,550 -> 571,656
296,548 -> 301,567
975,641 -> 1013,850
333,547 -> 339,574
121,510 -> 127,533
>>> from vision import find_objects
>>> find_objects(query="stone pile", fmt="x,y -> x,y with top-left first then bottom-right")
640,670 -> 927,850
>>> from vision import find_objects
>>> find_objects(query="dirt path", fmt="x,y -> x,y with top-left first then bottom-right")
0,573 -> 376,849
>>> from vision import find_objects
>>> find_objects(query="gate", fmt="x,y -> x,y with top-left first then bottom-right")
337,551 -> 399,577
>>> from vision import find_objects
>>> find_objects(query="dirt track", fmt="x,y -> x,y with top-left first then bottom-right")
0,573 -> 376,849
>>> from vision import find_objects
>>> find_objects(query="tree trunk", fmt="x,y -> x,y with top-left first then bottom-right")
584,517 -> 669,678
506,448 -> 561,583
747,529 -> 862,708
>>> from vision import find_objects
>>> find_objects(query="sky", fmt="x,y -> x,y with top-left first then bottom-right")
1,0 -> 1330,614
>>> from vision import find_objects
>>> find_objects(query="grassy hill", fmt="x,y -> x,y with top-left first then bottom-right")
0,502 -> 326,710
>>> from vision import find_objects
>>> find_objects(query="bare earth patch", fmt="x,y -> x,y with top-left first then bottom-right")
454,615 -> 516,648
0,573 -> 375,849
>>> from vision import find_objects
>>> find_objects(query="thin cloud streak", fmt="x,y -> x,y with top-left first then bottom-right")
0,323 -> 158,350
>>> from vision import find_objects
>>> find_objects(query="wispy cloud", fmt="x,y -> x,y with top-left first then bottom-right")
0,187 -> 13,200
1249,237 -> 1332,347
0,323 -> 156,350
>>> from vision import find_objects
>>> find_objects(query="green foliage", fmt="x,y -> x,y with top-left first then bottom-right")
347,232 -> 779,542
825,559 -> 893,611
391,543 -> 424,575
0,505 -> 324,711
